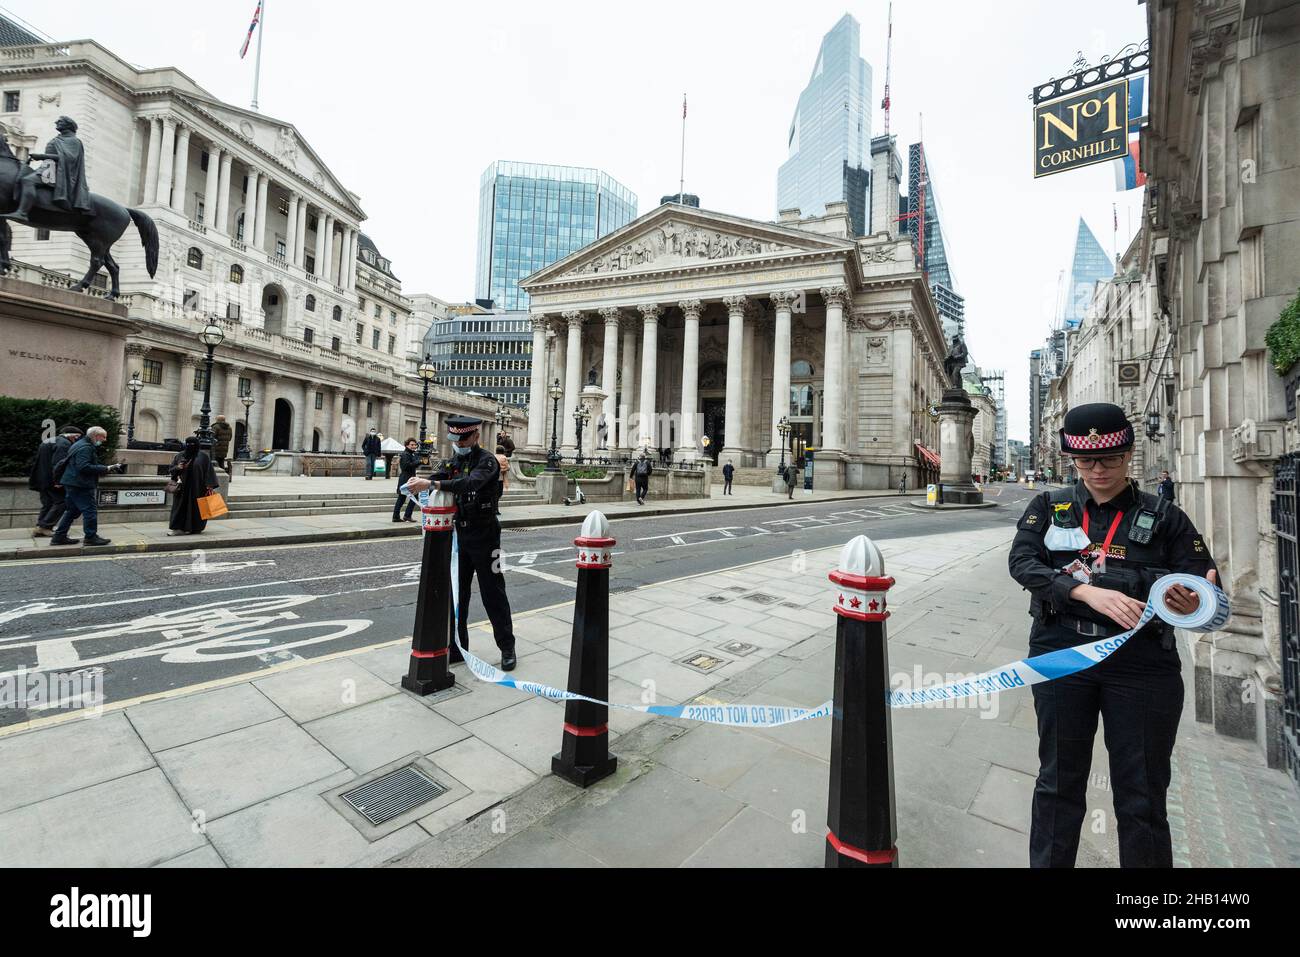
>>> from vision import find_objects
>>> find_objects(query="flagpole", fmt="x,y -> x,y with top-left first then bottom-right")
679,93 -> 686,201
251,0 -> 265,111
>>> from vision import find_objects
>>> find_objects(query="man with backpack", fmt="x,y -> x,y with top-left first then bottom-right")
28,424 -> 82,537
50,425 -> 124,547
632,450 -> 653,505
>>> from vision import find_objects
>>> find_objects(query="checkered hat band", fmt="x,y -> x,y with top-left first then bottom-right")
447,424 -> 479,435
1064,427 -> 1131,450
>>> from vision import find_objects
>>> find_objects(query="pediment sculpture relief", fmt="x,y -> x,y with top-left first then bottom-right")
569,221 -> 793,277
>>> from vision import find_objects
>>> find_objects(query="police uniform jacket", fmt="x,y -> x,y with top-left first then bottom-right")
437,446 -> 502,531
1008,479 -> 1217,642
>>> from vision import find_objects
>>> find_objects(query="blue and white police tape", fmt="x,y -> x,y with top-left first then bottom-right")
448,530 -> 832,728
887,573 -> 1230,708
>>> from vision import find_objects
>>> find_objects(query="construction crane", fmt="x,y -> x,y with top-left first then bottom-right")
881,2 -> 893,136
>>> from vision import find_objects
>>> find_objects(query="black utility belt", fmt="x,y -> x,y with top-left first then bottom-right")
454,517 -> 497,529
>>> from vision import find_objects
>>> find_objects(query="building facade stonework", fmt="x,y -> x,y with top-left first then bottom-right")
519,201 -> 948,489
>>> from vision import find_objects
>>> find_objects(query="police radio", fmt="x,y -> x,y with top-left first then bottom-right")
1128,507 -> 1161,546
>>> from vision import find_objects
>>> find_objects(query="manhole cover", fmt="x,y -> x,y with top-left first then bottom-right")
677,651 -> 732,674
716,640 -> 758,657
704,594 -> 732,604
340,765 -> 447,825
742,593 -> 780,605
725,586 -> 748,593
780,602 -> 801,609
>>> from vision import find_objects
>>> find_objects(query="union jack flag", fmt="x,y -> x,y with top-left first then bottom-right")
240,1 -> 262,59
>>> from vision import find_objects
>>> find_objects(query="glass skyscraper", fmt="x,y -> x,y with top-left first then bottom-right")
475,161 -> 638,311
1062,217 -> 1115,328
776,14 -> 873,237
907,143 -> 963,337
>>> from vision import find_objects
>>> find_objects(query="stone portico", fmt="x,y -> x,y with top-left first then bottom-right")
519,202 -> 949,490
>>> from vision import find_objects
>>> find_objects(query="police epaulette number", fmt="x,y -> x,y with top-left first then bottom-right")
1018,508 -> 1045,533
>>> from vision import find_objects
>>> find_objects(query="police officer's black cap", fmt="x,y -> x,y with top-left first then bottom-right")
446,415 -> 482,441
1059,402 -> 1134,454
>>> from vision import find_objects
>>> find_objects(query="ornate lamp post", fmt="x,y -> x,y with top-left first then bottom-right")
573,403 -> 591,466
417,354 -> 437,454
125,371 -> 144,446
196,320 -> 225,450
776,416 -> 791,470
1145,408 -> 1163,441
546,379 -> 563,473
237,393 -> 255,460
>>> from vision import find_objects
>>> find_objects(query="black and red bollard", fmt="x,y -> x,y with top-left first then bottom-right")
401,489 -> 458,696
552,510 -> 618,788
825,534 -> 899,868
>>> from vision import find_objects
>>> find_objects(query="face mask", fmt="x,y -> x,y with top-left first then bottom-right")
1044,523 -> 1091,551
453,445 -> 472,457
92,439 -> 104,447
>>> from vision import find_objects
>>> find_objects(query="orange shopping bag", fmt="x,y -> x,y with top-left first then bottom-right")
197,492 -> 228,520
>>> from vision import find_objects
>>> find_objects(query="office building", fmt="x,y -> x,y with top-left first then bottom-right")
1062,217 -> 1115,328
423,307 -> 533,409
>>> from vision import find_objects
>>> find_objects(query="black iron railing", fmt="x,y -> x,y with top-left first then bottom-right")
1273,453 -> 1300,788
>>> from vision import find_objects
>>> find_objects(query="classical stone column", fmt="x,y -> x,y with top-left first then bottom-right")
262,373 -> 283,449
637,304 -> 661,450
223,363 -> 245,420
255,176 -> 270,251
322,216 -> 336,283
561,311 -> 584,453
820,285 -> 849,454
215,153 -> 233,234
678,299 -> 702,458
143,117 -> 162,206
175,354 -> 198,440
742,307 -> 759,453
526,314 -> 549,450
243,170 -> 260,243
154,118 -> 177,206
286,195 -> 299,264
598,307 -> 620,451
330,387 -> 345,453
313,209 -> 327,277
171,125 -> 191,214
722,295 -> 747,464
619,316 -> 638,452
343,228 -> 356,289
769,290 -> 796,464
294,202 -> 308,265
203,145 -> 222,228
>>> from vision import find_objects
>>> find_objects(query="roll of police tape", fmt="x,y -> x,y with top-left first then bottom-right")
887,573 -> 1230,708
445,533 -> 1229,722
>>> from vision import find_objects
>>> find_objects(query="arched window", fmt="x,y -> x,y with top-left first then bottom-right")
332,305 -> 342,322
229,264 -> 244,284
186,247 -> 203,269
791,360 -> 814,377
305,294 -> 316,312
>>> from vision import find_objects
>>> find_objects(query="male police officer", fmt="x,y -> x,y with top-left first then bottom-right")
406,415 -> 518,671
1008,402 -> 1218,868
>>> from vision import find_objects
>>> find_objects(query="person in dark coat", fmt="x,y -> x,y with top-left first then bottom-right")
212,415 -> 234,473
721,461 -> 735,495
1157,470 -> 1175,502
50,425 -> 123,546
362,428 -> 382,480
167,437 -> 219,535
633,450 -> 653,505
785,459 -> 799,498
392,438 -> 421,522
28,424 -> 82,536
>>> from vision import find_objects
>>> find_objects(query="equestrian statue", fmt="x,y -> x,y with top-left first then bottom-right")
0,116 -> 158,299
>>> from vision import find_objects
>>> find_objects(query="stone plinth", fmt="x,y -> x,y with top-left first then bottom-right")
937,388 -> 984,506
0,277 -> 139,408
579,385 -> 607,460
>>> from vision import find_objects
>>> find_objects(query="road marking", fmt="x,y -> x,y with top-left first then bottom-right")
502,563 -> 576,588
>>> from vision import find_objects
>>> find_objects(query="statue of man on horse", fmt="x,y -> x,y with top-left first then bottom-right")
0,115 -> 157,299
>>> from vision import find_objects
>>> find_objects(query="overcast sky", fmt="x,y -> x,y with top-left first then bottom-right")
6,0 -> 1148,442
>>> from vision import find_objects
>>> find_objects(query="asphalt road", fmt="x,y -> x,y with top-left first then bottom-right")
0,483 -> 1038,725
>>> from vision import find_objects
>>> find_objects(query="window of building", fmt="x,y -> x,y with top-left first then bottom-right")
200,151 -> 209,172
315,391 -> 324,410
303,328 -> 314,345
366,401 -> 373,417
359,298 -> 367,312
2,91 -> 18,112
305,294 -> 316,312
229,264 -> 244,284
343,397 -> 350,414
332,305 -> 342,322
236,213 -> 245,241
371,329 -> 380,350
275,239 -> 287,258
388,335 -> 396,355
143,358 -> 164,385
308,214 -> 319,233
226,303 -> 241,320
373,304 -> 381,319
355,323 -> 364,344
238,376 -> 251,397
186,247 -> 203,269
195,198 -> 205,224
266,293 -> 279,307
331,336 -> 341,352
193,367 -> 208,392
277,197 -> 290,216
36,228 -> 50,241
390,310 -> 397,324
304,254 -> 315,275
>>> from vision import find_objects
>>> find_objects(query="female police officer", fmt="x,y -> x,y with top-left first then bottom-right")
1008,402 -> 1218,867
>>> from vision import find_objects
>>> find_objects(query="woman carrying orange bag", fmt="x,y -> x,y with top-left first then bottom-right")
167,436 -> 221,536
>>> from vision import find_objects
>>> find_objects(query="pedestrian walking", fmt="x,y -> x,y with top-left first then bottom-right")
212,415 -> 234,474
633,449 -> 653,505
721,460 -> 734,495
166,437 -> 220,536
784,459 -> 799,499
494,444 -> 509,516
1157,469 -> 1175,503
49,425 -> 123,546
28,423 -> 82,537
1008,402 -> 1219,868
405,416 -> 518,671
362,428 -> 381,480
392,438 -> 421,522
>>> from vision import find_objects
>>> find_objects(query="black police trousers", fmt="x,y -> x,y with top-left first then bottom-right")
1028,622 -> 1183,868
456,524 -> 516,653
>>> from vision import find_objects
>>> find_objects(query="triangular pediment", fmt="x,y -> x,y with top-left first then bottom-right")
523,204 -> 856,288
182,96 -> 361,215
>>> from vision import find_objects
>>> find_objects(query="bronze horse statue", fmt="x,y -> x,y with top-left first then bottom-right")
0,138 -> 158,299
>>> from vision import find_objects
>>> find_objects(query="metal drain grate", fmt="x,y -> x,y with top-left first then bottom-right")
705,594 -> 732,604
340,766 -> 448,825
742,593 -> 780,605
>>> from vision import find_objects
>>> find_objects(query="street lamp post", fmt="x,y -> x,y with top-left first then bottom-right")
417,354 -> 437,456
546,379 -> 563,473
196,320 -> 225,450
125,371 -> 143,446
237,393 -> 255,460
495,402 -> 511,450
776,416 -> 790,471
573,403 -> 591,466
